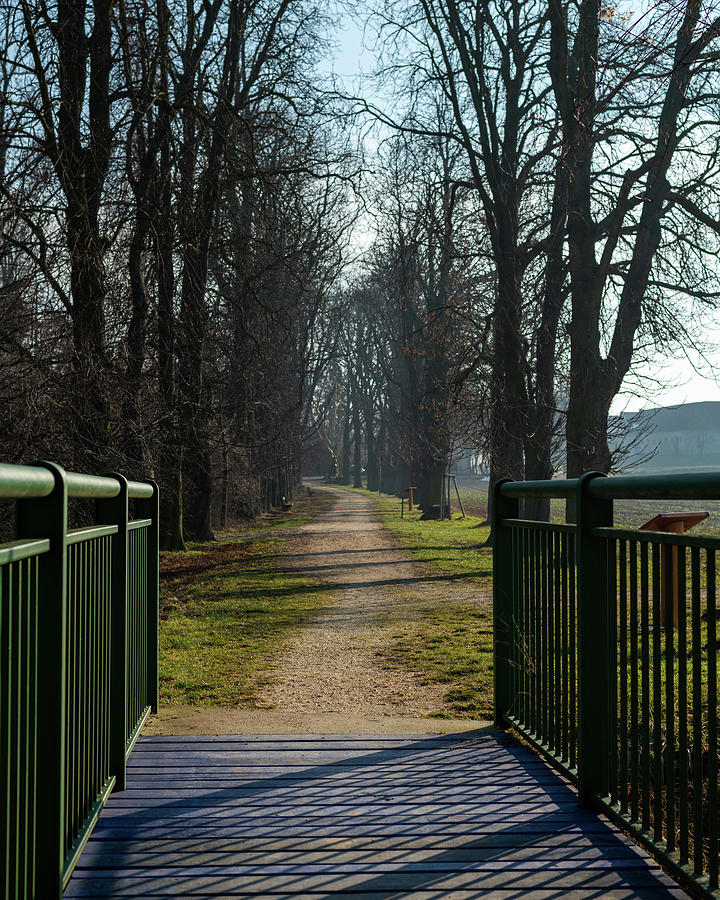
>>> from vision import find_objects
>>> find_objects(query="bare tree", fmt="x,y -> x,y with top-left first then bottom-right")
549,0 -> 720,476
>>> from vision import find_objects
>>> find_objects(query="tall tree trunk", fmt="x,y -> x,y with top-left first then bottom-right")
341,399 -> 351,484
123,202 -> 151,475
155,15 -> 185,550
365,412 -> 378,491
178,238 -> 215,540
352,390 -> 362,488
549,0 -> 705,478
156,171 -> 185,549
68,230 -> 110,470
53,0 -> 115,470
523,161 -> 567,520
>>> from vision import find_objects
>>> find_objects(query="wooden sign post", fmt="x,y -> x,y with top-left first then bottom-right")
639,511 -> 709,626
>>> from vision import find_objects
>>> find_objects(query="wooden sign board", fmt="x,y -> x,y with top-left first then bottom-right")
639,511 -> 709,626
639,512 -> 709,533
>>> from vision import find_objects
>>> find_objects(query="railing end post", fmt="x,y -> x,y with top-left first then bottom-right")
16,460 -> 68,898
136,480 -> 160,715
97,474 -> 129,792
576,471 -> 613,807
492,479 -> 520,730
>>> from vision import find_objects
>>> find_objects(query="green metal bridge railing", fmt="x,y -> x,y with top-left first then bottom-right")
493,472 -> 720,899
0,461 -> 159,899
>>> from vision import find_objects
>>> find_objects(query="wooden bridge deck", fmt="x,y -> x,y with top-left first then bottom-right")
65,732 -> 687,898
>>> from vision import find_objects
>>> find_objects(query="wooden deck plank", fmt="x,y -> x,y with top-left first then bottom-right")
87,824 -> 629,839
117,785 -> 573,797
100,798 -> 582,812
134,738 -> 504,749
64,869 -> 681,893
138,729 -> 500,747
77,845 -> 650,866
126,747 -> 534,756
65,733 -> 687,899
63,890 -> 690,899
73,833 -> 645,851
123,767 -> 564,779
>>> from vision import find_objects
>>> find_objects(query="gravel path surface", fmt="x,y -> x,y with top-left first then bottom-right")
146,485 -> 490,735
256,485 -> 482,719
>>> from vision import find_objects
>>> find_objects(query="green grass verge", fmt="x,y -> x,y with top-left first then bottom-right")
159,492 -> 334,706
382,596 -> 494,719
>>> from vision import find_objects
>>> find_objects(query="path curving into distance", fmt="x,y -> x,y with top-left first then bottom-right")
258,484 -> 485,719
147,484 -> 490,735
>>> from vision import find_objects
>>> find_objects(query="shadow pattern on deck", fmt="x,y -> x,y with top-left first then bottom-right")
65,732 -> 688,898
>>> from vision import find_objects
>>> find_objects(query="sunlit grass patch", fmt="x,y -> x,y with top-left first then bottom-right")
382,598 -> 494,719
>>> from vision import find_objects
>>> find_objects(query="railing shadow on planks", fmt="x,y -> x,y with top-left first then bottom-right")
492,470 -> 720,900
0,461 -> 159,899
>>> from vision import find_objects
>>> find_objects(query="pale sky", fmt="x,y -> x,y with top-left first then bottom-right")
325,9 -> 720,415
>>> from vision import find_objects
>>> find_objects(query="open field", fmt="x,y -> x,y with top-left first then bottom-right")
430,474 -> 720,536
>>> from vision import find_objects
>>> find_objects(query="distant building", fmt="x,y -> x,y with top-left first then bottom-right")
614,401 -> 720,472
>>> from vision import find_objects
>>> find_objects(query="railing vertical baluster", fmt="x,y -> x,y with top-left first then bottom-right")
678,546 -> 689,866
608,537 -> 618,806
82,539 -> 89,829
530,530 -> 542,735
523,527 -> 529,728
519,527 -> 525,725
29,557 -> 39,900
630,540 -> 639,822
9,561 -> 18,895
707,549 -> 718,890
16,462 -> 68,900
619,540 -> 628,813
491,480 -> 519,728
576,471 -> 613,806
92,538 -> 100,797
2,564 -> 9,899
561,533 -> 568,763
553,532 -> 561,757
690,547 -> 703,875
651,543 -> 663,842
664,543 -> 676,853
135,481 -> 160,714
96,475 -> 129,791
640,541 -> 651,832
541,528 -> 548,743
568,534 -> 577,771
510,527 -> 518,721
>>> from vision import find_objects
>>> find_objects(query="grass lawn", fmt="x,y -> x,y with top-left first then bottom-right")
381,594 -> 494,719
158,491 -> 334,706
334,485 -> 495,718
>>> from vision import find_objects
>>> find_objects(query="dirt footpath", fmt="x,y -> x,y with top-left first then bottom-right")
146,486 -> 489,735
